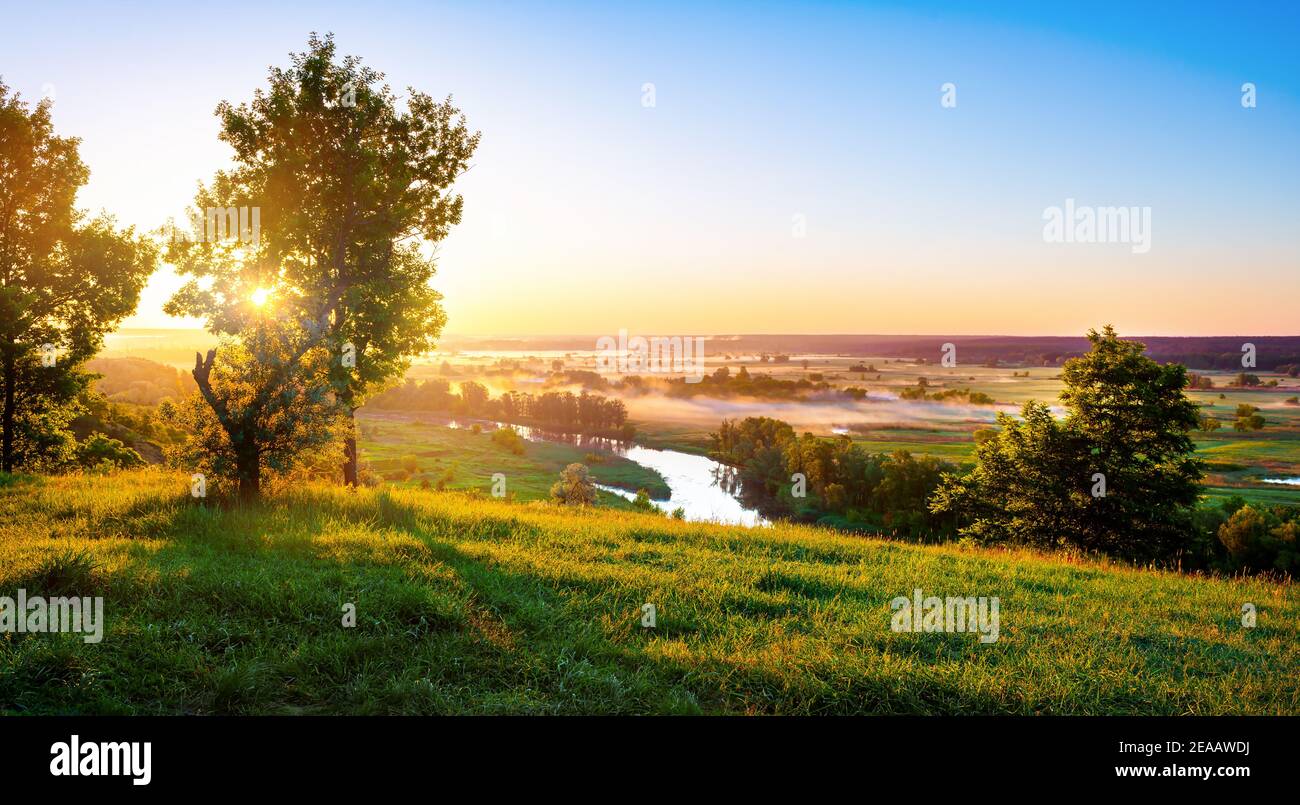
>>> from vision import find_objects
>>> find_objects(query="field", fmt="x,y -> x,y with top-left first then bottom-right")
359,414 -> 670,504
630,359 -> 1300,504
1,469 -> 1296,715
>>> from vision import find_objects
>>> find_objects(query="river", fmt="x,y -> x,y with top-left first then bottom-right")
408,415 -> 767,526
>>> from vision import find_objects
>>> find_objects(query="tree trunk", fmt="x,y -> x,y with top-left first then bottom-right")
236,449 -> 260,501
342,407 -> 358,488
1,347 -> 14,473
332,287 -> 358,488
192,349 -> 263,501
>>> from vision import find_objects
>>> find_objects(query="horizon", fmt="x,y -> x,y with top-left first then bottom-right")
108,326 -> 1300,339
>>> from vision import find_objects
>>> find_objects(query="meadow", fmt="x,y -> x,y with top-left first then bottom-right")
358,414 -> 670,504
1,469 -> 1296,715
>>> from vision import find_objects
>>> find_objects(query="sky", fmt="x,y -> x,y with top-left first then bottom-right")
2,0 -> 1298,336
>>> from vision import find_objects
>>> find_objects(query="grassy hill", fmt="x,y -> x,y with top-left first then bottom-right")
1,469 -> 1296,715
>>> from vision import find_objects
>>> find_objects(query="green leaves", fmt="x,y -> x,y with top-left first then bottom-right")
935,327 -> 1205,564
164,34 -> 479,494
0,83 -> 158,471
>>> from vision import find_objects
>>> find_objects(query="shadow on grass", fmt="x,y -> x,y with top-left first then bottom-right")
4,486 -> 1283,715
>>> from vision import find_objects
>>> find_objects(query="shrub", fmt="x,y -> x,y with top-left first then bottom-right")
551,463 -> 597,506
435,466 -> 456,491
76,433 -> 145,470
491,426 -> 526,455
632,489 -> 656,512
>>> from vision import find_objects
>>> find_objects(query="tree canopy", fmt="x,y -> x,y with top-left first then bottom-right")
164,33 -> 479,495
931,326 -> 1203,563
0,80 -> 157,471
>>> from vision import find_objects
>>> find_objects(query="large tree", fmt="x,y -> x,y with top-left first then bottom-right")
931,326 -> 1203,563
166,33 -> 478,489
0,80 -> 156,471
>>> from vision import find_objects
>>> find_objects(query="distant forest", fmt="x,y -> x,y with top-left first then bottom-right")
440,334 -> 1300,372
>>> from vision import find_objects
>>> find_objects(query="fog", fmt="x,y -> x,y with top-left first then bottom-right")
622,393 -> 1021,432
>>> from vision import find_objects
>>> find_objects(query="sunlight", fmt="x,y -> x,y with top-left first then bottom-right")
250,287 -> 272,307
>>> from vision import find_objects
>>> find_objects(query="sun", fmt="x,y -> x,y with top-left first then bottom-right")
250,287 -> 272,307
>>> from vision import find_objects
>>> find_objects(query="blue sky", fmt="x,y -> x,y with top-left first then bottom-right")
2,0 -> 1297,334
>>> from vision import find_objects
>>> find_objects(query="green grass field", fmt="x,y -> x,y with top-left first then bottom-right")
359,414 -> 670,504
2,469 -> 1295,715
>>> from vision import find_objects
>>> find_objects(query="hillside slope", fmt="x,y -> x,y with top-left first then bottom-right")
1,469 -> 1296,715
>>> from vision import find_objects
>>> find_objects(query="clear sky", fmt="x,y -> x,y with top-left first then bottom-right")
3,0 -> 1297,335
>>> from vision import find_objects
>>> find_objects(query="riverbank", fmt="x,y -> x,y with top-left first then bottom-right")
358,413 -> 671,503
360,411 -> 766,525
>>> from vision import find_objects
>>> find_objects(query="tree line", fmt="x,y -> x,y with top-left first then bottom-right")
710,417 -> 956,539
368,378 -> 633,438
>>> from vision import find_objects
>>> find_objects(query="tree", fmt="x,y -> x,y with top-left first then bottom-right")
710,416 -> 795,499
1218,505 -> 1300,574
166,33 -> 479,489
932,326 -> 1203,563
930,402 -> 1090,551
551,463 -> 598,506
458,381 -> 489,414
163,324 -> 345,499
0,81 -> 157,471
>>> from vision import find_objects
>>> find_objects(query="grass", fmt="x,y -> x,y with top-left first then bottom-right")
1,469 -> 1296,715
358,414 -> 670,503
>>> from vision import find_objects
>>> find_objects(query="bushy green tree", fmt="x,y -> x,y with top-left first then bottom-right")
0,81 -> 157,471
1217,505 -> 1300,574
932,326 -> 1203,563
75,433 -> 145,470
166,34 -> 478,489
